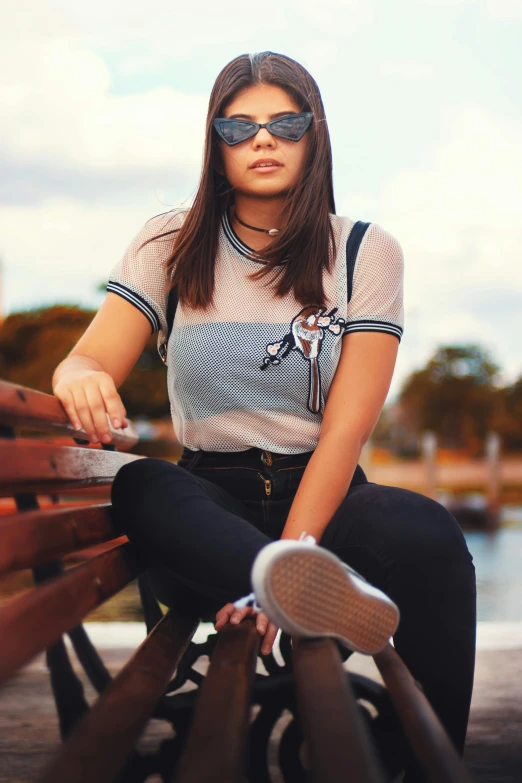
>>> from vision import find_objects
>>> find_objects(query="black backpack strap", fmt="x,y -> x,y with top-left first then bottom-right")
166,284 -> 178,341
159,285 -> 178,363
345,221 -> 371,302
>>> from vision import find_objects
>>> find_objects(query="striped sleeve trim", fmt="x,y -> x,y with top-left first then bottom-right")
106,281 -> 160,334
342,320 -> 403,342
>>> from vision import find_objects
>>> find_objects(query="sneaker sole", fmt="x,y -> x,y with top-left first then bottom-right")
252,543 -> 400,655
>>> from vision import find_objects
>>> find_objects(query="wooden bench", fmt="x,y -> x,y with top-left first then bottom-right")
0,378 -> 476,782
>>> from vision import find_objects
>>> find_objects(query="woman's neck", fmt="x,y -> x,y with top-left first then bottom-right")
230,196 -> 287,251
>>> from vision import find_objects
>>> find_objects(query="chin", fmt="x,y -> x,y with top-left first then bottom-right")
235,182 -> 293,199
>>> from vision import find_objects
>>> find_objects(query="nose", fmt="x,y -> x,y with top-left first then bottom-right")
252,127 -> 276,149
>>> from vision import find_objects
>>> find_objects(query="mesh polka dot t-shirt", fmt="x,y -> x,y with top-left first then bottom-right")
106,209 -> 404,454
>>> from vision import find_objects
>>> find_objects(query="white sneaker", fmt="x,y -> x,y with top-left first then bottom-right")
236,533 -> 400,656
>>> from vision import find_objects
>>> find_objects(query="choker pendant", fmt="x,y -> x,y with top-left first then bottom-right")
234,211 -> 281,236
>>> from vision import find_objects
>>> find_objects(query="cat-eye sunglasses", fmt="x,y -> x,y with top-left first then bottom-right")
213,112 -> 313,146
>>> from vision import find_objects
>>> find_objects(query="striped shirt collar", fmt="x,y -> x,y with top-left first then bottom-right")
222,209 -> 287,266
222,209 -> 256,257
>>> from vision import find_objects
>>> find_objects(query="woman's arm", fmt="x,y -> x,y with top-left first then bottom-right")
280,331 -> 399,541
52,294 -> 154,442
53,293 -> 152,390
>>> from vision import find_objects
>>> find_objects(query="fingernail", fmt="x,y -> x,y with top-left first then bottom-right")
113,418 -> 120,428
262,646 -> 270,655
231,616 -> 239,624
74,422 -> 82,431
91,436 -> 99,443
102,434 -> 111,443
258,624 -> 266,634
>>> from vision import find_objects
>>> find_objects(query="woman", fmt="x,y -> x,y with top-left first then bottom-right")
52,51 -> 476,779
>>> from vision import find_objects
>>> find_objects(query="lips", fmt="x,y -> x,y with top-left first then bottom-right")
250,159 -> 283,169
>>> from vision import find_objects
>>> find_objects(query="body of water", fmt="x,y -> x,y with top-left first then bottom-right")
465,506 -> 522,621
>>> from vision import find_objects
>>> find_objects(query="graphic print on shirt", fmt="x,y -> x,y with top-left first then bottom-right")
260,306 -> 346,414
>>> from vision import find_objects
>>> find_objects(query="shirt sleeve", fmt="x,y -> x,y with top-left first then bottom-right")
106,209 -> 185,347
343,222 -> 404,343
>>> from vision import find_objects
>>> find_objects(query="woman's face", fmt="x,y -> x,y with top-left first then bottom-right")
218,83 -> 309,199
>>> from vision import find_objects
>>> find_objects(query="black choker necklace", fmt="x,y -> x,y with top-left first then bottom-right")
234,211 -> 281,236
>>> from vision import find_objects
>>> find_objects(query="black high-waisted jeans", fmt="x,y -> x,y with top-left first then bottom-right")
111,446 -> 476,769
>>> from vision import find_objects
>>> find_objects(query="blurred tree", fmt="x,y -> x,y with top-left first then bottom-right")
398,344 -> 502,455
371,403 -> 420,458
0,305 -> 169,418
489,378 -> 522,452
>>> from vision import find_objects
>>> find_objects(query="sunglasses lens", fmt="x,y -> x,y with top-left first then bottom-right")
271,114 -> 311,140
217,120 -> 257,145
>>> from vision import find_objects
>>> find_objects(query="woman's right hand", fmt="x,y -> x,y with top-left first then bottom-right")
53,369 -> 129,444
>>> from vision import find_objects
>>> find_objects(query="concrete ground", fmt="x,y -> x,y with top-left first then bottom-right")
0,622 -> 521,782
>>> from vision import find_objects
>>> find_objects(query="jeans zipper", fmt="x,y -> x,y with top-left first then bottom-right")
264,479 -> 272,497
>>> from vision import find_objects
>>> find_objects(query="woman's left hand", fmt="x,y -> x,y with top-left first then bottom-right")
215,602 -> 279,656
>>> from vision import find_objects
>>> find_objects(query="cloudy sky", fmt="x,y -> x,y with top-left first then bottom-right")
1,0 -> 521,400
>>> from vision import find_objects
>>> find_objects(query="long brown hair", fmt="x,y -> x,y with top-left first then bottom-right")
141,51 -> 336,309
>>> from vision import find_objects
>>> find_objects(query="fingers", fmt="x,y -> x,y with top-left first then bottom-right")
214,603 -> 235,630
98,373 -> 128,432
56,387 -> 83,432
256,612 -> 267,635
213,606 -> 279,656
214,603 -> 279,655
74,386 -> 98,442
84,383 -> 116,444
54,370 -> 128,444
214,603 -> 255,631
260,619 -> 279,656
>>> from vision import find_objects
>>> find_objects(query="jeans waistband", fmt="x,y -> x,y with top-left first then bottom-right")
180,446 -> 313,470
180,446 -> 368,484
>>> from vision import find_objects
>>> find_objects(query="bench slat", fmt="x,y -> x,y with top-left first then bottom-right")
0,504 -> 118,575
374,644 -> 475,783
292,637 -> 386,783
175,618 -> 260,783
0,379 -> 139,451
0,439 -> 143,497
39,609 -> 198,783
0,543 -> 139,684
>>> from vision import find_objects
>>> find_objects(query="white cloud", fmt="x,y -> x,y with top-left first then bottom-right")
420,0 -> 522,18
380,60 -> 435,81
370,104 -> 522,388
484,0 -> 522,19
41,0 -> 374,53
0,36 -> 208,170
0,197 -> 178,313
419,0 -> 472,6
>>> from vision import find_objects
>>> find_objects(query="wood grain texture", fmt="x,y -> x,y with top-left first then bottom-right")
0,379 -> 139,450
292,637 -> 386,783
39,610 -> 198,783
0,439 -> 144,497
0,504 -> 120,575
175,618 -> 260,783
0,544 -> 139,684
374,644 -> 475,783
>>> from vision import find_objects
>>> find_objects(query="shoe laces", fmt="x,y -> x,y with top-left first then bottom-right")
298,531 -> 317,545
233,592 -> 263,613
